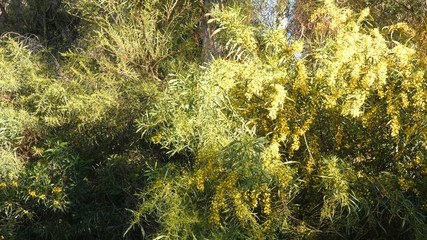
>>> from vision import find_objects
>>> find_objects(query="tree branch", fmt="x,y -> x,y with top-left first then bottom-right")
393,0 -> 413,11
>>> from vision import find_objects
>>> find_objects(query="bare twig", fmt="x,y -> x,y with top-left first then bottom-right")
303,131 -> 317,168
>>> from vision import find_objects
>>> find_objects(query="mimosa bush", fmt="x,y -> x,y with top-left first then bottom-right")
133,0 -> 426,238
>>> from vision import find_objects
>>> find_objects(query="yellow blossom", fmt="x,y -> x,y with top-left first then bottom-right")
151,131 -> 164,143
357,8 -> 369,23
393,44 -> 415,66
315,68 -> 325,80
268,84 -> 286,120
11,181 -> 18,187
29,190 -> 36,197
52,187 -> 62,194
400,93 -> 409,108
398,178 -> 412,192
83,177 -> 88,181
263,192 -> 271,214
292,40 -> 304,54
0,182 -> 6,187
39,194 -> 46,200
390,115 -> 400,137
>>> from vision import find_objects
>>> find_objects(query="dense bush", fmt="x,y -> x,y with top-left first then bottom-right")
0,0 -> 425,239
132,0 -> 426,239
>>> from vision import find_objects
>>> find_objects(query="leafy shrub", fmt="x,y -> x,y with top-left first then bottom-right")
0,0 -> 425,239
132,1 -> 426,239
0,31 -> 145,239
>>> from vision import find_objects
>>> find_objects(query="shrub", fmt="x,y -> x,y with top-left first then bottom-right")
132,1 -> 426,238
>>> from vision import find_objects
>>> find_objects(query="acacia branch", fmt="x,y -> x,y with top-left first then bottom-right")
303,131 -> 317,168
393,0 -> 413,11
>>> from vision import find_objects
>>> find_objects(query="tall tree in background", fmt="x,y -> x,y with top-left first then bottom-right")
201,0 -> 217,64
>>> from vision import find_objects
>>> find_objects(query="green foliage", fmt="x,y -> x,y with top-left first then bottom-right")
0,0 -> 425,239
132,0 -> 426,239
291,0 -> 426,56
0,20 -> 147,239
0,104 -> 36,181
0,0 -> 80,51
60,0 -> 203,157
0,140 -> 73,239
68,0 -> 201,81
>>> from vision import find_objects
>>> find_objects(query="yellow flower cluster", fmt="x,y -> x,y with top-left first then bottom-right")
335,126 -> 343,151
305,158 -> 315,175
52,187 -> 62,194
191,149 -> 219,192
393,44 -> 415,66
390,115 -> 400,138
29,190 -> 36,197
195,2 -> 426,235
245,64 -> 264,100
151,131 -> 164,144
209,188 -> 225,225
267,84 -> 286,120
398,178 -> 412,192
295,60 -> 309,95
290,134 -> 301,154
211,5 -> 258,52
261,141 -> 280,171
194,169 -> 205,191
233,191 -> 256,224
262,192 -> 271,215
292,41 -> 304,54
244,189 -> 260,208
209,174 -> 237,225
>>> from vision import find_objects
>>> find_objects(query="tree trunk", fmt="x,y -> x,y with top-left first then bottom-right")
201,0 -> 217,65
